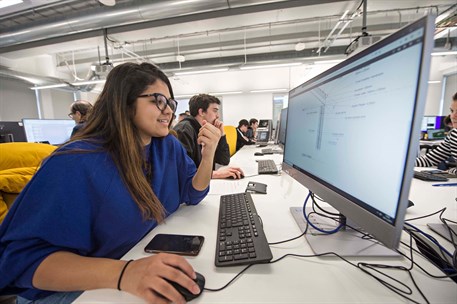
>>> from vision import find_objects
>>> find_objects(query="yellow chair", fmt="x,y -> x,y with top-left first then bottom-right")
223,125 -> 237,156
0,142 -> 56,223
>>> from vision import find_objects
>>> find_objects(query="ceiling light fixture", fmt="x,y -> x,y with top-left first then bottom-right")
98,0 -> 116,6
0,0 -> 23,9
174,68 -> 229,76
208,91 -> 243,96
30,84 -> 69,90
428,80 -> 441,84
250,88 -> 289,93
71,79 -> 106,86
240,62 -> 302,70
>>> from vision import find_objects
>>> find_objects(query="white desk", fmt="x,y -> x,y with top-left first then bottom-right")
75,145 -> 457,304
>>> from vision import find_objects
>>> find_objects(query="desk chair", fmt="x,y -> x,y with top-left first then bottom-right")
223,125 -> 237,156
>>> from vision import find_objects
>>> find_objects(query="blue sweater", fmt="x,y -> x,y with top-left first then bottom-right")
0,135 -> 208,300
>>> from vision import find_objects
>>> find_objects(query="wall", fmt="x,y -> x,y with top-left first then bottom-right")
0,77 -> 38,121
0,56 -> 454,122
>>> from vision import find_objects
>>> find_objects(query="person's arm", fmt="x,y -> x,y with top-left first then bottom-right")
33,251 -> 200,304
415,131 -> 454,167
192,120 -> 221,190
212,119 -> 230,166
214,135 -> 230,166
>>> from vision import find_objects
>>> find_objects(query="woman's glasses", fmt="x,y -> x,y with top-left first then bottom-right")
138,93 -> 178,113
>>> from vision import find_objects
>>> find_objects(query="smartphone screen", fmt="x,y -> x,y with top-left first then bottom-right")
144,234 -> 204,256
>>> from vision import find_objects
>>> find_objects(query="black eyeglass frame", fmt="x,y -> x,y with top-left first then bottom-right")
137,93 -> 178,113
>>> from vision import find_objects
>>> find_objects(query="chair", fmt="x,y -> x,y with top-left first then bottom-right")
0,142 -> 56,223
223,125 -> 237,156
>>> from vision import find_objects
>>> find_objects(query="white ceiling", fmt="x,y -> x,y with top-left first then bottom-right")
0,0 -> 456,85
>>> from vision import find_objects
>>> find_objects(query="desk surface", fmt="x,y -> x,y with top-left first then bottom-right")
75,145 -> 456,304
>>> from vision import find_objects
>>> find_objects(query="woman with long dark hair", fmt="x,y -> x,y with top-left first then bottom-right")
0,62 -> 221,304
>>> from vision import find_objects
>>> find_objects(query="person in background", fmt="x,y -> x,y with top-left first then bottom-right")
0,62 -> 221,304
236,119 -> 255,151
443,115 -> 452,133
174,94 -> 244,179
68,100 -> 93,137
246,118 -> 258,140
416,92 -> 457,175
178,112 -> 188,122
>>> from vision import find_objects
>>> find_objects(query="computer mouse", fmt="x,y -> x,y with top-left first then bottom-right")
167,272 -> 205,302
254,152 -> 264,156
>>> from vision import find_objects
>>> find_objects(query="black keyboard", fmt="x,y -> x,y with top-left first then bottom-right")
216,192 -> 273,267
413,171 -> 448,181
258,159 -> 278,174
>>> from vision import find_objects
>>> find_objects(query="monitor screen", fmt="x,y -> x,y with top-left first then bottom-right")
22,119 -> 75,145
277,108 -> 288,147
0,121 -> 27,142
420,116 -> 437,131
258,120 -> 270,128
283,16 -> 434,255
257,130 -> 269,143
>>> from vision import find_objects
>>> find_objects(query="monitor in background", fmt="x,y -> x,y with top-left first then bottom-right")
435,115 -> 446,129
22,119 -> 75,145
256,130 -> 270,144
421,115 -> 436,131
0,121 -> 27,143
277,108 -> 288,148
257,119 -> 273,140
283,16 -> 434,256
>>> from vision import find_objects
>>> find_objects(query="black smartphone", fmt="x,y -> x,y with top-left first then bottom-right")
144,234 -> 204,256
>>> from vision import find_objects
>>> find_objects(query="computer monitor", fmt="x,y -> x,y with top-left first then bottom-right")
22,119 -> 75,145
283,16 -> 434,256
258,119 -> 273,140
276,108 -> 288,148
420,115 -> 437,131
0,121 -> 27,142
257,130 -> 270,144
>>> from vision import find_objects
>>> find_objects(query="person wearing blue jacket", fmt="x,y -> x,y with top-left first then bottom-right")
0,62 -> 221,304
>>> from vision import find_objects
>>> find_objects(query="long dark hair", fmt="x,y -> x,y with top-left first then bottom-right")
70,62 -> 175,221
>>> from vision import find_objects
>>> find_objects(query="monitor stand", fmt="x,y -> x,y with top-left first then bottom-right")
427,223 -> 457,243
290,207 -> 400,257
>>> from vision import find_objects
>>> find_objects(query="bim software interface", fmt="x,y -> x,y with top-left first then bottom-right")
23,119 -> 75,145
285,28 -> 425,220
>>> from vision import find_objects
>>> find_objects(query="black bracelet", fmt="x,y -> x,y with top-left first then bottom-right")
117,259 -> 134,291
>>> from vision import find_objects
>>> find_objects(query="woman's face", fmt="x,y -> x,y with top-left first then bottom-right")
134,80 -> 173,145
450,100 -> 457,129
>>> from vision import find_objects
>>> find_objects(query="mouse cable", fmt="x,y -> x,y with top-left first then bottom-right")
399,239 -> 457,279
267,248 -> 429,304
203,264 -> 253,292
404,207 -> 446,222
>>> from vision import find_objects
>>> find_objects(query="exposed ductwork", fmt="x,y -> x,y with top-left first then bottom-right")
0,0 -> 343,51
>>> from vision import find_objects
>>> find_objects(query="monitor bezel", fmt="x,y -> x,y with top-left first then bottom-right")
282,15 -> 435,250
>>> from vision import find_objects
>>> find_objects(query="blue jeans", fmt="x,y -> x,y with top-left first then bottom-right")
16,291 -> 82,304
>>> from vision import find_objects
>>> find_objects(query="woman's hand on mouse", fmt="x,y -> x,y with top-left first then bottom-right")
119,253 -> 201,304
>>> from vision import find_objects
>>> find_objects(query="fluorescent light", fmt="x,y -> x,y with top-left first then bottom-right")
174,68 -> 229,76
431,51 -> 457,56
250,88 -> 288,93
428,80 -> 441,84
208,91 -> 243,96
0,0 -> 23,9
240,62 -> 302,70
71,79 -> 106,86
30,84 -> 68,90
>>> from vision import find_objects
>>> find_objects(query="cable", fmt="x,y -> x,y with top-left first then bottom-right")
302,191 -> 344,234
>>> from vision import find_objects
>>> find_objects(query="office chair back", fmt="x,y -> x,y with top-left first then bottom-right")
223,125 -> 237,156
